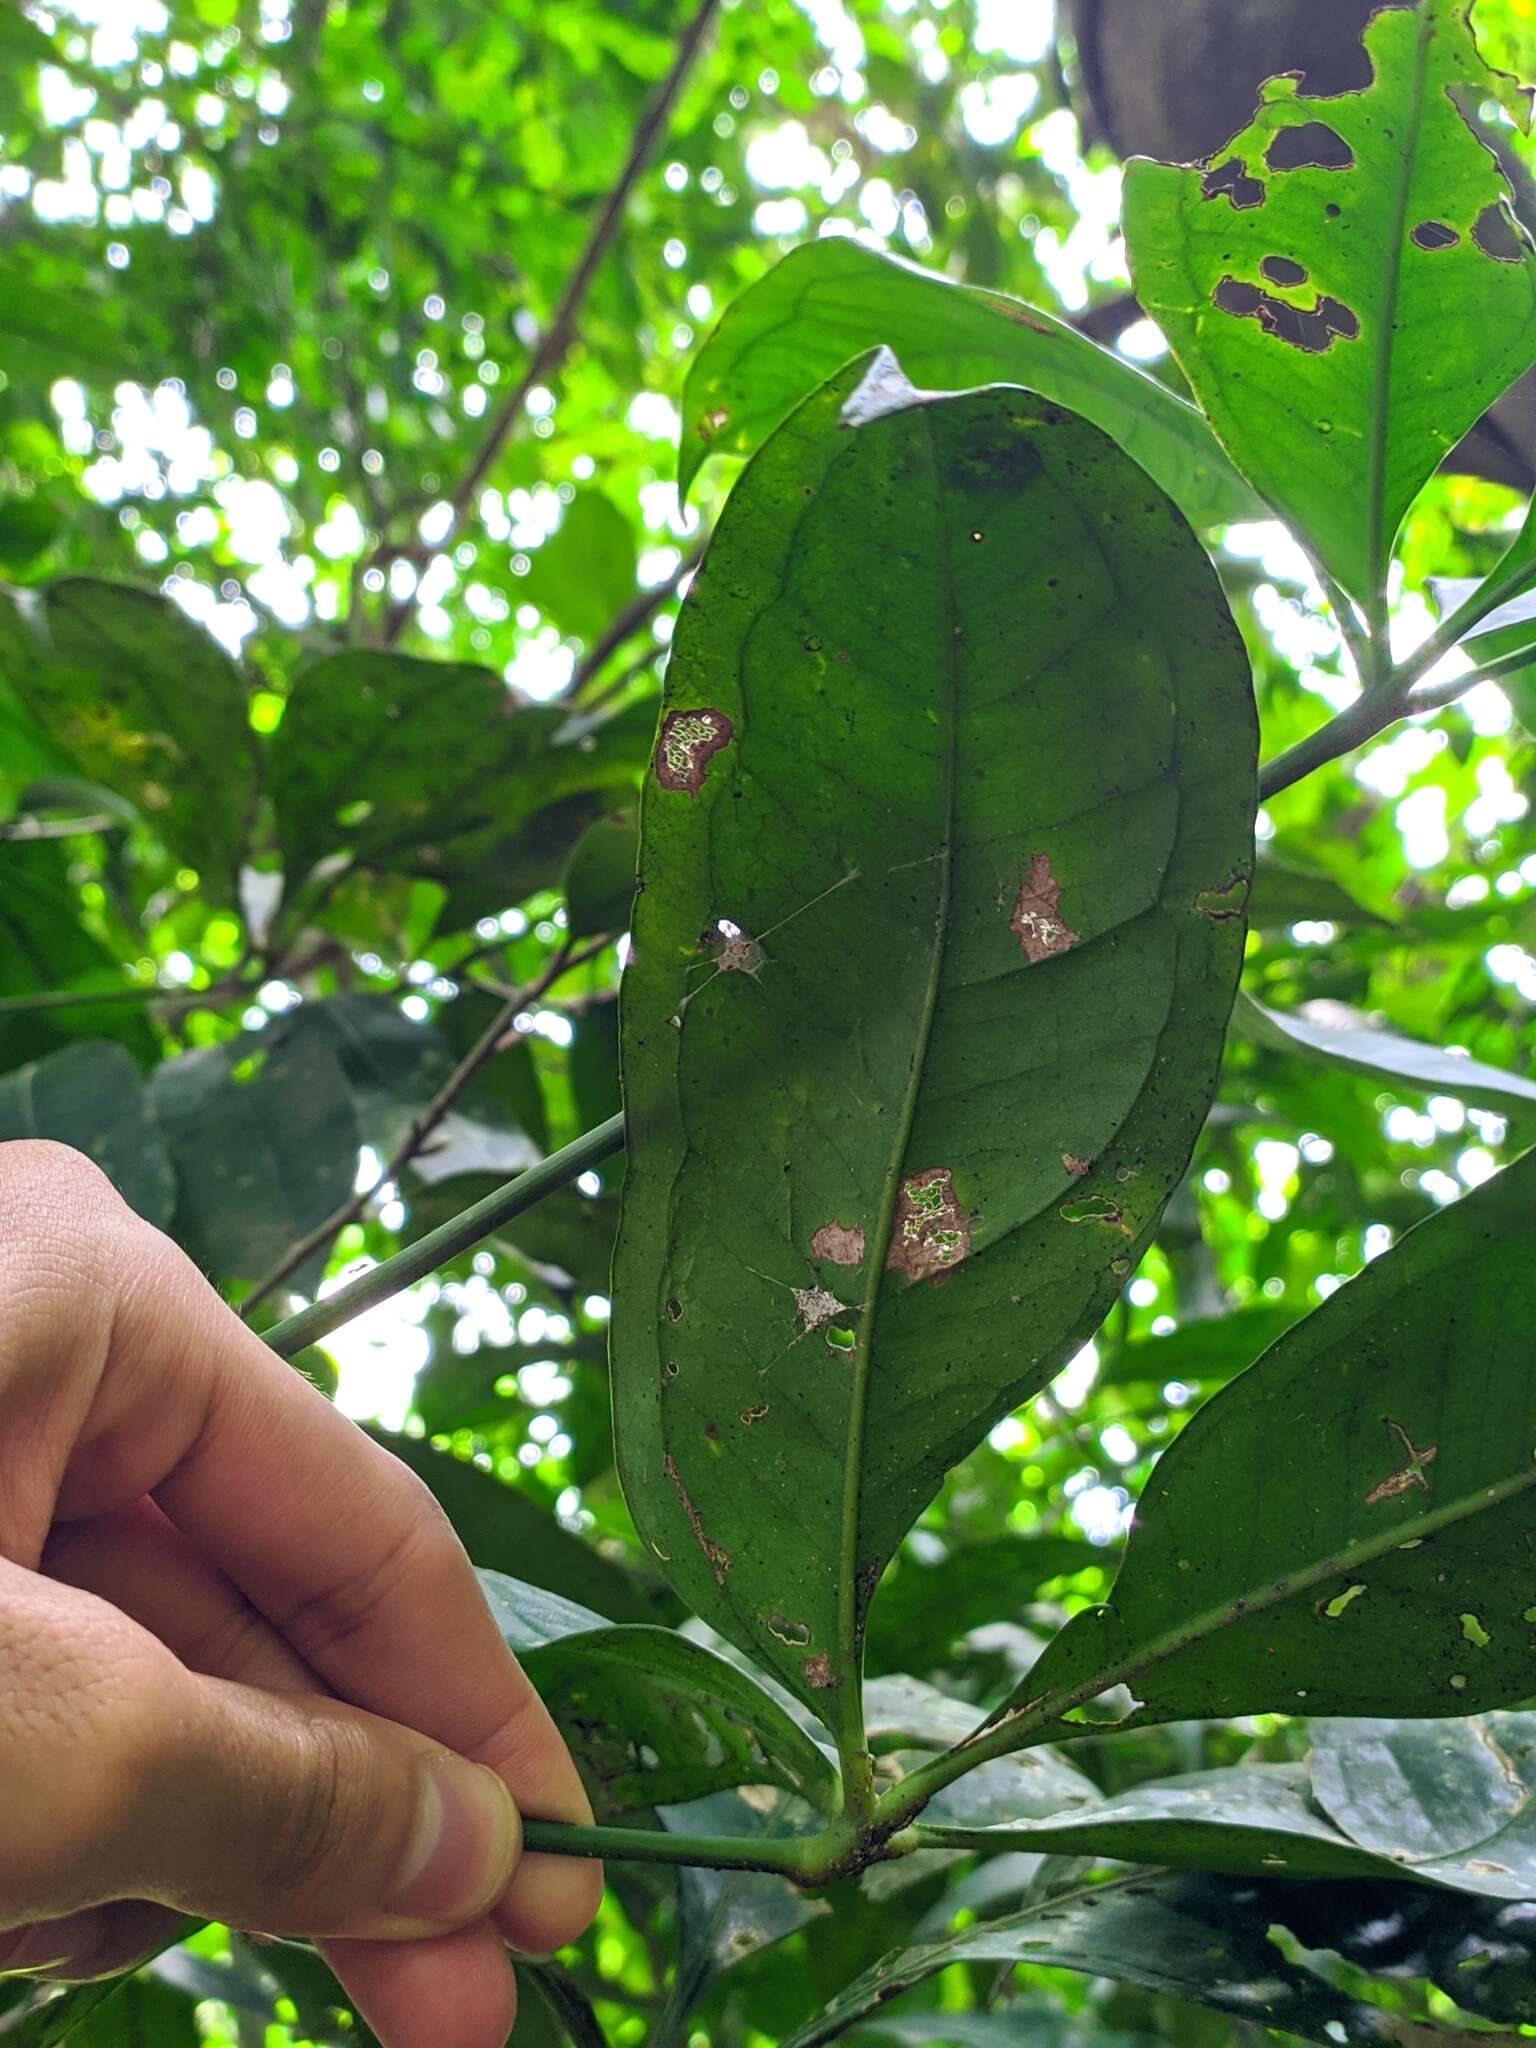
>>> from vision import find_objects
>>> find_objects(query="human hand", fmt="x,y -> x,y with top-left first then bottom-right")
0,1141 -> 602,2046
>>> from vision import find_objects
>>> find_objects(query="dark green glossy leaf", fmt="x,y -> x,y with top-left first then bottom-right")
148,1027 -> 358,1290
998,1147 -> 1536,1739
0,1040 -> 174,1227
782,1871 -> 1393,2048
679,239 -> 1257,527
1235,989 -> 1536,1112
1124,0 -> 1536,604
479,1569 -> 839,1812
1247,855 -> 1392,932
1093,1304 -> 1295,1390
864,1676 -> 1099,1828
9,579 -> 255,892
865,1534 -> 1112,1677
268,650 -> 565,893
615,353 -> 1255,1711
562,803 -> 639,938
373,1429 -> 659,1624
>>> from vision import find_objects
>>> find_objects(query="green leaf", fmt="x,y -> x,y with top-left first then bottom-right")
0,841 -> 156,1067
679,241 -> 1258,530
782,1871 -> 1390,2048
995,1146 -> 1536,1741
865,1534 -> 1112,1677
856,2016 -> 1161,2048
1234,988 -> 1536,1112
614,353 -> 1256,1712
0,1040 -> 175,1227
562,802 -> 639,938
10,580 -> 256,893
0,259 -> 140,386
479,1568 -> 840,1812
372,1429 -> 661,1624
1094,1303 -> 1295,1390
1247,855 -> 1392,931
148,1027 -> 359,1290
520,491 -> 638,644
1123,0 -> 1536,607
268,650 -> 565,894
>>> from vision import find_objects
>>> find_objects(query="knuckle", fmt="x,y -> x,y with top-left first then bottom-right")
263,1714 -> 389,1905
277,1465 -> 463,1666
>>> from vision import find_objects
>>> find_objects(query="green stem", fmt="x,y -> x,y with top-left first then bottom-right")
522,1819 -> 812,1876
265,1113 -> 625,1358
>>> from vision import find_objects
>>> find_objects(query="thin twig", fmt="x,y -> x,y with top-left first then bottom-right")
0,812 -> 118,841
380,0 -> 723,645
0,975 -> 248,1018
240,932 -> 612,1317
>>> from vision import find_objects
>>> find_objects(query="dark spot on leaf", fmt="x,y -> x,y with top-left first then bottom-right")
1412,219 -> 1460,252
663,1450 -> 731,1584
1011,852 -> 1078,962
1260,255 -> 1308,287
1201,157 -> 1265,209
1324,202 -> 1341,219
1474,202 -> 1524,264
1060,1194 -> 1129,1232
1266,122 -> 1354,172
887,1167 -> 971,1282
1215,276 -> 1359,354
666,1296 -> 683,1323
810,1221 -> 865,1267
803,1652 -> 837,1689
1194,873 -> 1250,921
654,707 -> 734,795
1364,1418 -> 1438,1506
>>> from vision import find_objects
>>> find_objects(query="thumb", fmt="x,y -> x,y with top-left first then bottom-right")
113,1670 -> 523,1941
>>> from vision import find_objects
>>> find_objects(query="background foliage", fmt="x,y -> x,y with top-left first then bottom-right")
5,0 -> 1536,2042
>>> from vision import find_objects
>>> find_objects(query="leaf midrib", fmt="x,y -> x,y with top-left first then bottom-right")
835,408 -> 961,1709
1364,4 -> 1437,616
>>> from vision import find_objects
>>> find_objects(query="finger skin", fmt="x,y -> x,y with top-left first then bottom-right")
46,1506 -> 521,2043
0,1142 -> 601,1950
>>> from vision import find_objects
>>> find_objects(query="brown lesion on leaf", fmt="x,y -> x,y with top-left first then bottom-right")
705,922 -> 765,976
663,1450 -> 731,1584
654,707 -> 734,795
1061,1153 -> 1092,1177
1364,1418 -> 1439,1506
1194,873 -> 1250,921
802,1652 -> 837,1689
1010,852 -> 1078,963
698,405 -> 730,438
810,1221 -> 866,1267
887,1167 -> 971,1282
1214,275 -> 1360,355
793,1284 -> 851,1337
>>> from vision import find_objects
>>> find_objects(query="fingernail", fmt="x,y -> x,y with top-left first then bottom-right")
0,1914 -> 103,1979
390,1757 -> 520,1923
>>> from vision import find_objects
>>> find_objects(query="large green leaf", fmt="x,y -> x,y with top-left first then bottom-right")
991,1146 -> 1536,1742
782,1872 -> 1394,2048
614,353 -> 1256,1713
1235,988 -> 1536,1116
0,841 -> 157,1068
7,580 -> 256,892
1123,0 -> 1536,606
520,491 -> 638,645
864,1534 -> 1111,1678
0,1040 -> 175,1228
268,650 -> 566,894
479,1569 -> 840,1813
148,1028 -> 359,1290
678,238 -> 1258,528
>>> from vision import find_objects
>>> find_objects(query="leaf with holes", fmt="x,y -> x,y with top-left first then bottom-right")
1123,0 -> 1536,607
613,351 -> 1256,1719
781,1871 -> 1393,2048
989,1146 -> 1536,1746
678,236 -> 1258,528
479,1570 -> 840,1813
